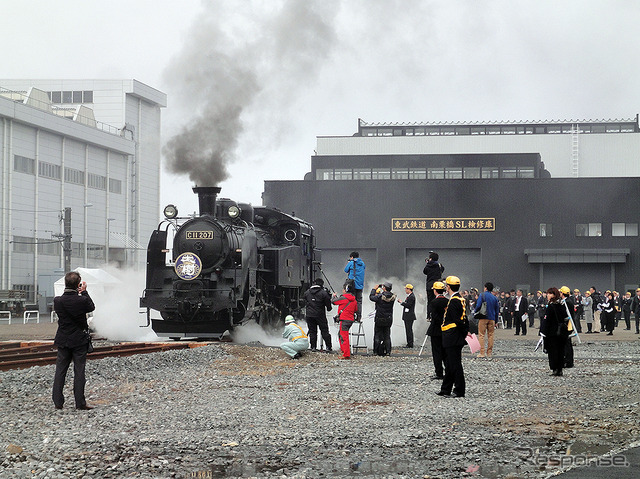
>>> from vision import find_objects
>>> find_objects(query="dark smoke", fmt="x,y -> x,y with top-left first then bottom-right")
163,0 -> 338,186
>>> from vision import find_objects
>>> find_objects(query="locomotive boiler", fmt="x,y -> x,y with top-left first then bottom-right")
140,186 -> 319,339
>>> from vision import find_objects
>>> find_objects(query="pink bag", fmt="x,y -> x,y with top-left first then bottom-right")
465,333 -> 481,354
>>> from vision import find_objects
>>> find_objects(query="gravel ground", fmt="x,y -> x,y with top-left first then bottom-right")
1,336 -> 639,479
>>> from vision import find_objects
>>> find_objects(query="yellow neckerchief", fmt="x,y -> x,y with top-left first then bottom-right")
290,323 -> 308,341
441,294 -> 466,331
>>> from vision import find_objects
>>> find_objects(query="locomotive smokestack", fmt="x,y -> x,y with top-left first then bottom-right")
192,186 -> 222,217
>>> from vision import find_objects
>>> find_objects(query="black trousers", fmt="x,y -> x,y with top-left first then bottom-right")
306,315 -> 332,350
430,335 -> 445,378
514,314 -> 527,335
426,289 -> 435,319
545,336 -> 566,372
404,319 -> 414,347
373,322 -> 391,356
604,311 -> 616,332
623,310 -> 631,329
354,289 -> 363,321
440,345 -> 464,396
52,344 -> 88,408
564,337 -> 574,368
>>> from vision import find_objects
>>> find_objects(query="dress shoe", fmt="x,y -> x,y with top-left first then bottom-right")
450,392 -> 465,398
607,332 -> 613,335
429,375 -> 444,380
55,405 -> 63,410
552,370 -> 563,377
436,391 -> 450,397
76,405 -> 94,410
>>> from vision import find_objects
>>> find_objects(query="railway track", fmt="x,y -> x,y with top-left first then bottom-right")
0,341 -> 196,371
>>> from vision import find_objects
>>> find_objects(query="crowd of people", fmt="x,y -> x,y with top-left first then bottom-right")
278,250 -> 640,398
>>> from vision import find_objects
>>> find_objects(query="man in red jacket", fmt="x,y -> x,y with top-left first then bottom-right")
52,271 -> 96,410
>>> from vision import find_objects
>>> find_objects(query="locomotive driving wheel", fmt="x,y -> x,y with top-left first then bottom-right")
258,306 -> 281,330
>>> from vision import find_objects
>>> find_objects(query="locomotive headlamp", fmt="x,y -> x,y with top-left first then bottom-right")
228,205 -> 241,219
163,204 -> 178,219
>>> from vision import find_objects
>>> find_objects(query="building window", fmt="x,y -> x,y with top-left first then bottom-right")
392,168 -> 409,179
518,167 -> 535,178
64,167 -> 85,185
37,239 -> 61,256
316,169 -> 333,180
463,167 -> 480,179
612,223 -> 639,237
47,90 -> 93,104
371,168 -> 390,180
12,236 -> 35,253
481,168 -> 499,179
353,168 -> 371,180
14,155 -> 36,175
334,169 -> 352,180
109,178 -> 122,194
38,161 -> 62,180
576,223 -> 602,237
445,168 -> 462,179
408,168 -> 426,179
87,244 -> 105,259
427,168 -> 444,179
540,224 -> 552,237
71,242 -> 83,258
502,168 -> 518,178
88,173 -> 107,190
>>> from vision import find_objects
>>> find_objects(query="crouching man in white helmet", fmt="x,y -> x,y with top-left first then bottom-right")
280,315 -> 309,360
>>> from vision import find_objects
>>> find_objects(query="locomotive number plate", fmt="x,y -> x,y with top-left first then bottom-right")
186,231 -> 214,240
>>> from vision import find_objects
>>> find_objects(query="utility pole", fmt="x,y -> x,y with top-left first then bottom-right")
62,208 -> 72,273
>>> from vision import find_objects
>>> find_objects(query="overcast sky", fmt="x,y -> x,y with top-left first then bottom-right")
2,0 -> 639,214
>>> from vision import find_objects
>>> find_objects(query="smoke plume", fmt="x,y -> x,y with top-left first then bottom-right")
163,0 -> 338,186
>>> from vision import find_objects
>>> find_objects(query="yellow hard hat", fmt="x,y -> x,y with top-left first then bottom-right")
405,284 -> 414,290
573,289 -> 580,293
432,281 -> 445,290
559,286 -> 571,295
445,276 -> 460,286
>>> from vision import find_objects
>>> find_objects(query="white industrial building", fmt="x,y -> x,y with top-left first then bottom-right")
0,79 -> 166,307
314,117 -> 640,179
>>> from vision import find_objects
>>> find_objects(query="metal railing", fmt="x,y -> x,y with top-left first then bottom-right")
23,311 -> 40,324
0,87 -> 124,137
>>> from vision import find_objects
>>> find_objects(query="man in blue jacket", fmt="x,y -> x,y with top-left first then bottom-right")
473,282 -> 500,359
344,251 -> 365,320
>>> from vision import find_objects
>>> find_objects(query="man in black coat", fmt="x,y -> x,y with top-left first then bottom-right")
512,289 -> 528,336
437,276 -> 469,398
426,281 -> 448,380
398,284 -> 416,348
423,251 -> 444,320
52,271 -> 96,410
369,282 -> 396,356
303,278 -> 333,351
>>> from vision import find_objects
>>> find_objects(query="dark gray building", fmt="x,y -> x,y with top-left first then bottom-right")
263,130 -> 640,296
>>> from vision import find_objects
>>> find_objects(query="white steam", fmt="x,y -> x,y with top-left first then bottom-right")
88,267 -> 159,342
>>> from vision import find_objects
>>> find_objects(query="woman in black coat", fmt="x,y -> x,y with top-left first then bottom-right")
599,292 -> 616,335
540,287 -> 569,377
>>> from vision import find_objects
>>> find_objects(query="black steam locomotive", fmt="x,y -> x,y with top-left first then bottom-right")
140,186 -> 319,339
